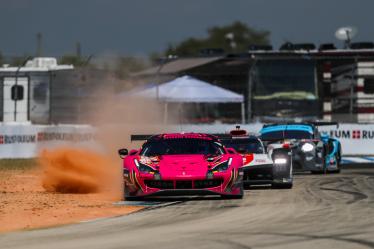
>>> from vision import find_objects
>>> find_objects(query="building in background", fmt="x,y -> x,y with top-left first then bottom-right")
2,48 -> 374,125
328,61 -> 374,122
134,46 -> 374,123
0,57 -> 116,124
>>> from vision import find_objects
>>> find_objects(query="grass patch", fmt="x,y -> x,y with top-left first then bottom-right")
0,159 -> 38,171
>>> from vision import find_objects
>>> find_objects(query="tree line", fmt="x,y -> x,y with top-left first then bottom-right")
0,21 -> 270,79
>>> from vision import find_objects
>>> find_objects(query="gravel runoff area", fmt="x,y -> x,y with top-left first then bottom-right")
0,159 -> 142,233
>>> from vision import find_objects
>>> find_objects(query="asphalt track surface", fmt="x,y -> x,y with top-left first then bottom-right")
1,165 -> 374,249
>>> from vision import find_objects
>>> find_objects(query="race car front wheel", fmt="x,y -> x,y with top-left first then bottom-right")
124,186 -> 143,201
221,193 -> 243,199
221,185 -> 244,199
125,196 -> 144,201
330,156 -> 341,173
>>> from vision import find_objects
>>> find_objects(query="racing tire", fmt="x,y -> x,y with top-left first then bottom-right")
125,196 -> 143,201
271,182 -> 293,189
124,186 -> 143,201
329,166 -> 341,174
221,194 -> 243,199
330,169 -> 341,174
221,184 -> 244,199
311,170 -> 324,174
326,156 -> 341,174
331,156 -> 341,174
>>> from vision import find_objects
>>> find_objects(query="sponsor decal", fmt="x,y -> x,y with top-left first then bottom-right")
0,134 -> 36,144
0,132 -> 96,144
37,132 -> 96,142
352,130 -> 361,139
329,129 -> 374,139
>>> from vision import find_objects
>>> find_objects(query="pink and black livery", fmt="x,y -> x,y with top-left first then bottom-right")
118,133 -> 244,200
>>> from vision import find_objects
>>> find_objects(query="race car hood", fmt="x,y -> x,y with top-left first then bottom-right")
157,155 -> 209,178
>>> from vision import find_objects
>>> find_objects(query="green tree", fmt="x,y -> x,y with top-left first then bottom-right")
11,55 -> 31,67
165,21 -> 270,56
59,55 -> 87,67
115,56 -> 149,79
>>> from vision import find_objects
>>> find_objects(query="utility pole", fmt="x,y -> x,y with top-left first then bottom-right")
36,32 -> 42,57
76,42 -> 82,58
349,57 -> 358,122
14,57 -> 31,122
247,56 -> 257,123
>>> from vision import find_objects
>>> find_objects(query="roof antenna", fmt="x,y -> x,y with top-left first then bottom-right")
335,26 -> 358,49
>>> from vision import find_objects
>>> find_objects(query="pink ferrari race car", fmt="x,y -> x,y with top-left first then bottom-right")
118,133 -> 244,200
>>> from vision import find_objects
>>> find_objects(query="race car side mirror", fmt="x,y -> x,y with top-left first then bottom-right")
226,148 -> 237,154
257,148 -> 264,154
118,148 -> 128,159
129,149 -> 138,155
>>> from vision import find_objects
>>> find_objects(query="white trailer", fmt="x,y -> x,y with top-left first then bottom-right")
0,57 -> 73,123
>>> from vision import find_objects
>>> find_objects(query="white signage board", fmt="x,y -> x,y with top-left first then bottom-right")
1,123 -> 374,158
0,124 -> 97,159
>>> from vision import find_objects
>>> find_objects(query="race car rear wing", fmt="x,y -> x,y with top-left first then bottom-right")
263,121 -> 339,129
312,121 -> 339,127
210,134 -> 234,140
131,135 -> 154,141
131,133 -> 241,142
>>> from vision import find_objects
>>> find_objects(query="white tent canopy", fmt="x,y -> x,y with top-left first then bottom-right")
132,75 -> 244,103
130,75 -> 245,123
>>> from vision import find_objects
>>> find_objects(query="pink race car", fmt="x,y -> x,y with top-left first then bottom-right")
118,133 -> 244,200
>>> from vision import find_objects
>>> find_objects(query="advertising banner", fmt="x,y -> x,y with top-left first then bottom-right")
1,123 -> 374,158
318,124 -> 374,156
0,124 -> 97,159
178,123 -> 374,156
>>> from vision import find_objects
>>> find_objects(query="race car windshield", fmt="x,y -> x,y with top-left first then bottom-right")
140,139 -> 224,156
223,139 -> 264,154
261,130 -> 313,140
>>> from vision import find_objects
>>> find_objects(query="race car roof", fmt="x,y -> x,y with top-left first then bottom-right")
260,124 -> 314,134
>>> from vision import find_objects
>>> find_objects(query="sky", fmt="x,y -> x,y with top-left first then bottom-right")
0,0 -> 373,57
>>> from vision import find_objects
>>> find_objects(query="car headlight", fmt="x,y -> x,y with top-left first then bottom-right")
212,158 -> 232,172
134,159 -> 155,173
301,143 -> 314,152
274,157 -> 287,164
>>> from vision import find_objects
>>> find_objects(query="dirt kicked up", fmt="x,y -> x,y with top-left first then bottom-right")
40,148 -> 119,195
0,148 -> 142,233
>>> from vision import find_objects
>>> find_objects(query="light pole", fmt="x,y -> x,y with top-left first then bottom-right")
14,56 -> 31,122
247,55 -> 257,123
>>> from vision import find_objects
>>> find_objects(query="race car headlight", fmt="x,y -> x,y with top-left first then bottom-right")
301,143 -> 314,152
212,158 -> 232,172
134,159 -> 155,173
274,158 -> 287,164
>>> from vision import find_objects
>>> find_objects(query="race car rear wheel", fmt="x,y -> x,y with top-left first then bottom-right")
271,182 -> 293,189
331,155 -> 341,173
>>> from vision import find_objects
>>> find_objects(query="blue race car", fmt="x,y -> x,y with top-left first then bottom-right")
260,123 -> 342,173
